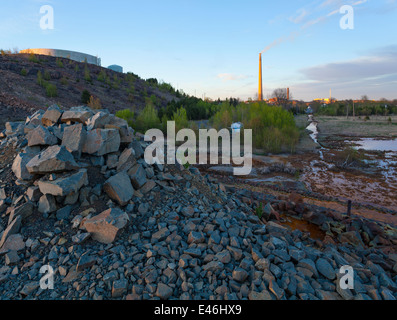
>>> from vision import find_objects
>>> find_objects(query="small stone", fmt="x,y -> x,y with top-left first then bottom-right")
232,268 -> 249,283
112,279 -> 128,298
156,283 -> 173,300
84,208 -> 129,244
76,253 -> 96,271
5,251 -> 20,265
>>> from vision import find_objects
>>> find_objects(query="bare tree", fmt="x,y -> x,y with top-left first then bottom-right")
361,95 -> 369,101
272,88 -> 291,106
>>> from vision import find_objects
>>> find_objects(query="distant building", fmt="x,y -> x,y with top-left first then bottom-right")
20,48 -> 101,66
108,65 -> 123,73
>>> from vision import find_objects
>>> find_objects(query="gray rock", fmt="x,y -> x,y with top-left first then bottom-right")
128,164 -> 147,189
84,208 -> 129,244
38,169 -> 88,197
232,268 -> 249,283
86,111 -> 110,131
61,123 -> 86,158
8,202 -> 35,224
72,232 -> 91,244
187,231 -> 205,244
103,171 -> 134,206
82,129 -> 120,156
27,125 -> 58,147
156,283 -> 173,300
76,253 -> 96,271
112,279 -> 128,298
5,250 -> 20,265
42,105 -> 63,126
12,152 -> 35,180
26,145 -> 80,174
38,194 -> 57,214
0,216 -> 22,248
1,234 -> 25,252
316,258 -> 336,280
117,148 -> 136,172
26,186 -> 42,202
61,106 -> 93,124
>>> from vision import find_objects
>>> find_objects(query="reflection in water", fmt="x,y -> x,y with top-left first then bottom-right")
354,138 -> 397,152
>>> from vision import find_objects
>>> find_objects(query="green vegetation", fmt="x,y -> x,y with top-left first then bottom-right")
84,64 -> 91,82
37,71 -> 44,87
20,69 -> 27,76
97,70 -> 107,82
46,84 -> 57,97
255,203 -> 264,219
333,146 -> 368,169
44,70 -> 51,81
211,101 -> 299,153
315,100 -> 397,117
28,53 -> 40,63
81,90 -> 91,104
115,109 -> 134,127
135,102 -> 161,133
56,58 -> 64,68
61,77 -> 68,86
159,96 -> 219,121
172,107 -> 189,132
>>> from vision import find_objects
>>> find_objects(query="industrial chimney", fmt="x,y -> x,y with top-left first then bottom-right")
258,53 -> 263,101
287,88 -> 290,101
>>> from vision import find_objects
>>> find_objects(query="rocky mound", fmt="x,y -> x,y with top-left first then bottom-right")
0,105 -> 396,300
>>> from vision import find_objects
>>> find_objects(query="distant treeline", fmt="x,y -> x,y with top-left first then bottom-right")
313,100 -> 397,117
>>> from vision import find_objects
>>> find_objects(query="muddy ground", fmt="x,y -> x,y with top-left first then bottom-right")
198,115 -> 397,235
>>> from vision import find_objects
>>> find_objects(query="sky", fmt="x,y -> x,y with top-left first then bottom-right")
0,0 -> 396,101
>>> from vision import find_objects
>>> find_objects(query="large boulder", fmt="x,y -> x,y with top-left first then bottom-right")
41,105 -> 63,127
37,169 -> 88,197
103,171 -> 134,206
27,125 -> 58,147
117,148 -> 136,172
84,208 -> 129,244
128,164 -> 147,189
61,106 -> 93,124
61,123 -> 86,158
5,122 -> 25,136
12,152 -> 35,180
26,110 -> 45,126
105,116 -> 134,143
86,111 -> 110,131
82,129 -> 120,156
26,145 -> 79,175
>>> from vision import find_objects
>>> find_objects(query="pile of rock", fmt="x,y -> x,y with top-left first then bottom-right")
0,105 -> 396,301
2,105 -> 150,248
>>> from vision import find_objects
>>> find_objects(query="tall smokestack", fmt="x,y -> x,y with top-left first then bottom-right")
287,88 -> 290,101
258,53 -> 263,101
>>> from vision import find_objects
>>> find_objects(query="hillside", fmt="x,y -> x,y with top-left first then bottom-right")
0,52 -> 180,129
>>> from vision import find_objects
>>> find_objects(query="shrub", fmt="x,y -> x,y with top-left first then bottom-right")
37,71 -> 44,87
56,58 -> 64,68
20,69 -> 27,76
87,95 -> 102,109
28,53 -> 39,63
46,83 -> 57,97
211,101 -> 299,153
61,77 -> 68,85
84,65 -> 91,82
97,70 -> 106,82
134,102 -> 161,133
116,109 -> 134,127
81,90 -> 91,104
44,70 -> 51,80
172,107 -> 189,132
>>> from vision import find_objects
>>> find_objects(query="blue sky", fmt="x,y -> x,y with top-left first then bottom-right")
1,0 -> 396,101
